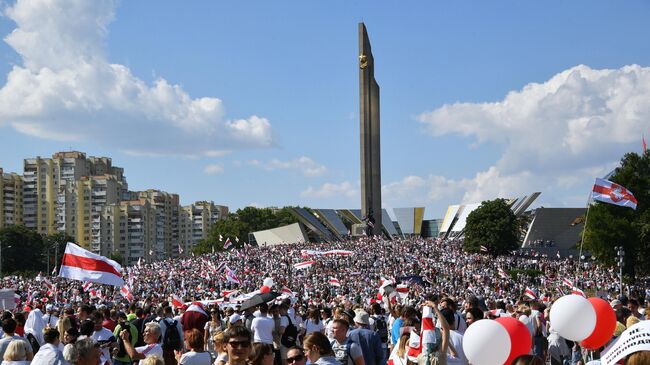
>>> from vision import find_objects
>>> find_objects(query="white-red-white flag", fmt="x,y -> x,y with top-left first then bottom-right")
480,245 -> 488,253
328,278 -> 341,287
498,268 -> 509,279
59,243 -> 124,287
280,286 -> 295,297
592,178 -> 637,210
82,281 -> 92,292
524,287 -> 538,300
178,244 -> 184,254
120,285 -> 134,301
171,294 -> 184,308
223,238 -> 233,250
562,278 -> 574,288
293,260 -> 316,270
571,287 -> 586,298
224,266 -> 241,285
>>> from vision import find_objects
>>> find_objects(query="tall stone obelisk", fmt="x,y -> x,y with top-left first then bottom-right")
359,23 -> 382,236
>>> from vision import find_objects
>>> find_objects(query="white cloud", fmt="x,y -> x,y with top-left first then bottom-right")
300,181 -> 358,199
0,0 -> 274,156
418,65 -> 650,175
248,156 -> 327,177
410,64 -> 650,212
203,164 -> 224,175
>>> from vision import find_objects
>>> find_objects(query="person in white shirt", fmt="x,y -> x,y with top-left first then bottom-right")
31,328 -> 66,365
42,305 -> 59,330
91,312 -> 116,365
440,308 -> 467,365
120,322 -> 163,365
176,328 -> 211,365
250,303 -> 275,345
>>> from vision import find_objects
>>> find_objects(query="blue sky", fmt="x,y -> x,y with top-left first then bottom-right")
1,0 -> 649,219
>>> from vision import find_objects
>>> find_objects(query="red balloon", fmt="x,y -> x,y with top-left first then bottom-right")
260,285 -> 271,294
495,316 -> 532,365
581,297 -> 616,350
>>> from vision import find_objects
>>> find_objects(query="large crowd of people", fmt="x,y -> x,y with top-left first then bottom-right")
0,237 -> 648,365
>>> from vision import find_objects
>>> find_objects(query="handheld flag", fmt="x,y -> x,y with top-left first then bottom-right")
591,178 -> 637,210
223,238 -> 233,250
59,243 -> 124,287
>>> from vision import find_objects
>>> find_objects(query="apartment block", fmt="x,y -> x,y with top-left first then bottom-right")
183,201 -> 229,248
101,199 -> 156,265
138,190 -> 181,259
0,168 -> 23,228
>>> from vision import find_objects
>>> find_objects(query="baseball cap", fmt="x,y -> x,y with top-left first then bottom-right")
229,313 -> 242,324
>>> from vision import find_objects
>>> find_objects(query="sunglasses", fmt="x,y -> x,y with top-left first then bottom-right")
287,355 -> 304,363
228,341 -> 251,349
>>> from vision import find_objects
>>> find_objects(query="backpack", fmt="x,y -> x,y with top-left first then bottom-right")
162,319 -> 183,351
115,322 -> 133,358
372,315 -> 388,343
25,333 -> 40,354
280,315 -> 298,347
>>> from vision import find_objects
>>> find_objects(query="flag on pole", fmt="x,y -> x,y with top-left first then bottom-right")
219,234 -> 223,242
59,242 -> 124,287
51,266 -> 57,276
235,237 -> 239,243
591,178 -> 638,210
224,266 -> 241,285
480,245 -> 488,253
178,244 -> 184,254
82,281 -> 92,292
293,261 -> 316,270
643,134 -> 647,152
223,238 -> 233,250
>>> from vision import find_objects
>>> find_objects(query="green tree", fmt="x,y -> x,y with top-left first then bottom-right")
584,151 -> 650,278
464,199 -> 519,254
0,225 -> 46,274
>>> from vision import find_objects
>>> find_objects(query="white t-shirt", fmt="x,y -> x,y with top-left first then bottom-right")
180,351 -> 212,365
92,327 -> 116,365
135,343 -> 163,365
303,319 -> 324,335
446,330 -> 467,365
251,316 -> 275,344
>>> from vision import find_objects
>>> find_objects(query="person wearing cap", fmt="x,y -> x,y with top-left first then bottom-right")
610,299 -> 623,310
228,314 -> 243,328
348,311 -> 384,365
330,319 -> 364,365
43,305 -> 59,329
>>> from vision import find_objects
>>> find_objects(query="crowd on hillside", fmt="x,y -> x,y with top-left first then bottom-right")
0,237 -> 648,365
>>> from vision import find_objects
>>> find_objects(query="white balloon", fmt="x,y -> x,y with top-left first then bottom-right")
263,277 -> 274,288
463,319 -> 511,365
549,294 -> 597,341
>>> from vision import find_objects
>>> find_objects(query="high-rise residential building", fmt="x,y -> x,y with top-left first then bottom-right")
138,190 -> 181,259
0,168 -> 23,228
101,198 -> 156,265
56,174 -> 125,250
183,201 -> 229,247
8,151 -> 227,260
23,151 -> 127,235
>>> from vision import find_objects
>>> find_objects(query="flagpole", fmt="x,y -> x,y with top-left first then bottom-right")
576,192 -> 593,283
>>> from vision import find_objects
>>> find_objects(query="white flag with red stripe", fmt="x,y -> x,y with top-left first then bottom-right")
571,287 -> 586,298
498,267 -> 509,279
524,287 -> 538,300
82,281 -> 92,292
59,242 -> 124,287
120,285 -> 134,301
293,260 -> 316,270
280,286 -> 295,297
562,277 -> 574,288
592,178 -> 637,210
171,294 -> 185,308
328,278 -> 341,287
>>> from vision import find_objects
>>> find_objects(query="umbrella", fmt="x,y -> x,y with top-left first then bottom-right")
239,291 -> 281,311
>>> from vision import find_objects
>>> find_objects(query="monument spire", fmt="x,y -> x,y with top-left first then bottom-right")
359,23 -> 382,236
